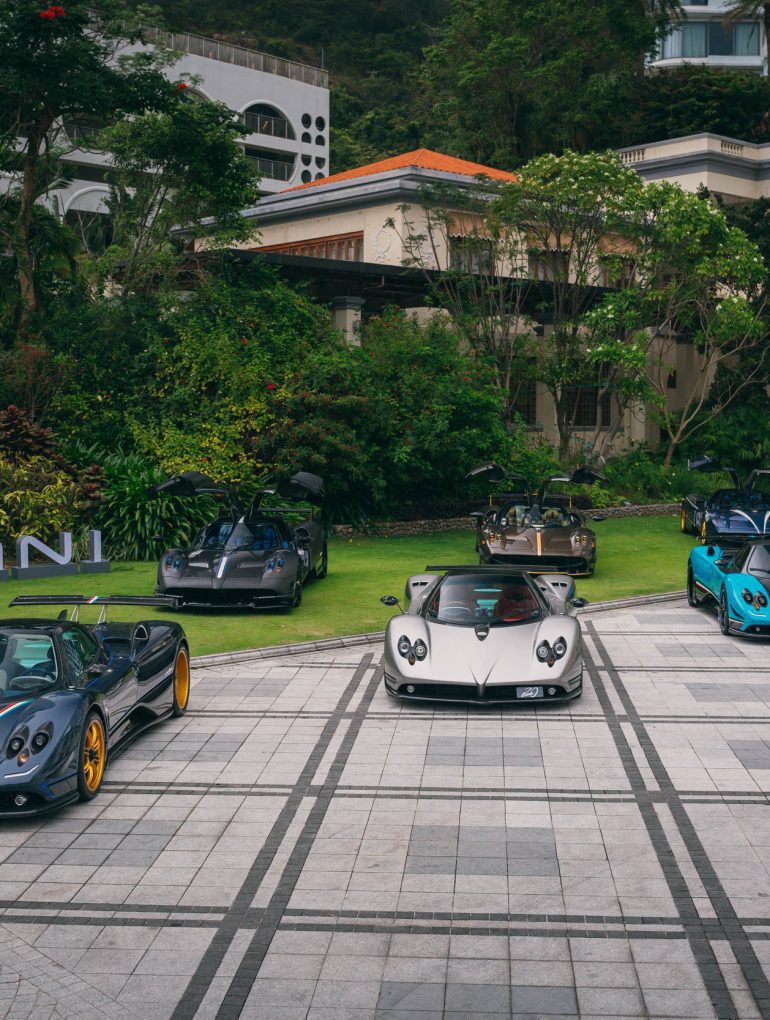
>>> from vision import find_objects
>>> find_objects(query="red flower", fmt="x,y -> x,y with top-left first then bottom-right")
463,377 -> 470,382
176,82 -> 188,90
54,5 -> 65,14
266,383 -> 277,391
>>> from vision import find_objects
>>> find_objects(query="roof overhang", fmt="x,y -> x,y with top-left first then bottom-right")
233,165 -> 511,227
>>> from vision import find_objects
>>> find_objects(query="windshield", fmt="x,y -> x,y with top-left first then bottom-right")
524,505 -> 571,528
711,489 -> 770,513
192,521 -> 288,552
749,544 -> 770,576
0,631 -> 59,698
425,574 -> 542,626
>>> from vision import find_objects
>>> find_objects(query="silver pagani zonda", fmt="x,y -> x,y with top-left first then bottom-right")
380,565 -> 587,706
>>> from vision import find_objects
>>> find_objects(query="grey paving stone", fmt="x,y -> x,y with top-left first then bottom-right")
377,982 -> 445,1011
444,983 -> 511,1012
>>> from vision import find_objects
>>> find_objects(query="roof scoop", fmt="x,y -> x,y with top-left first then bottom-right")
475,623 -> 489,641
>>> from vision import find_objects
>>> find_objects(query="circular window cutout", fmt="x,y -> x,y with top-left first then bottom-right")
314,172 -> 325,181
315,135 -> 325,147
301,113 -> 312,128
301,132 -> 311,144
301,154 -> 312,166
316,156 -> 326,169
315,116 -> 326,130
301,170 -> 312,183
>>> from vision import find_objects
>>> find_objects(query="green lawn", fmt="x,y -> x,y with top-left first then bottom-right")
1,515 -> 694,656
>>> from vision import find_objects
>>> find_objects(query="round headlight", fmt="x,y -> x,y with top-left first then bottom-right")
553,637 -> 567,659
758,593 -> 768,607
536,641 -> 551,662
7,737 -> 23,757
743,589 -> 754,604
266,559 -> 276,573
173,557 -> 181,569
164,555 -> 173,568
277,557 -> 285,571
31,731 -> 49,751
397,635 -> 412,658
413,639 -> 427,661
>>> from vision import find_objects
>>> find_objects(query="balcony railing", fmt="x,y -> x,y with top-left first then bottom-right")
142,26 -> 328,88
246,155 -> 295,181
241,111 -> 294,140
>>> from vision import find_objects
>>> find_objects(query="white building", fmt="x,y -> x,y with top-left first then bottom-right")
53,26 -> 329,218
650,1 -> 765,74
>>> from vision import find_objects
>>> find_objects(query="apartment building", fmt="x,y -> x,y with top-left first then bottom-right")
48,27 -> 329,218
649,1 -> 765,74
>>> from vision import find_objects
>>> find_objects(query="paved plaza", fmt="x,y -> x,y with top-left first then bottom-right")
1,597 -> 770,1018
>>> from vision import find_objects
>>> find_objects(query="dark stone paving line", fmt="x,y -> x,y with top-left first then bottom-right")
169,652 -> 375,1020
212,657 -> 385,1019
587,621 -> 770,1020
275,920 -> 690,939
0,913 -> 222,929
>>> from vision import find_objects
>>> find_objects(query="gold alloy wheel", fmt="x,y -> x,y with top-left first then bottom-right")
174,648 -> 190,711
701,519 -> 708,543
82,718 -> 105,793
681,507 -> 687,533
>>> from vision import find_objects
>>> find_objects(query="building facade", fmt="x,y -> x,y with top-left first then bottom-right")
49,27 -> 329,218
650,1 -> 766,74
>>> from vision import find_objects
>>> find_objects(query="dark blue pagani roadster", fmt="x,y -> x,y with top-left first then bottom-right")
680,455 -> 770,543
0,596 -> 189,818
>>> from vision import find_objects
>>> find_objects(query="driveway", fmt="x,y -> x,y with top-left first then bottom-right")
0,596 -> 769,1018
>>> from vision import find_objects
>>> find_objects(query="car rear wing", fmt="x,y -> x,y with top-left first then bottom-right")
425,563 -> 567,575
9,594 -> 180,623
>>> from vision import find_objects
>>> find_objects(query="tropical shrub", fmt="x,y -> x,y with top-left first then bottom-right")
0,455 -> 82,549
79,449 -> 217,561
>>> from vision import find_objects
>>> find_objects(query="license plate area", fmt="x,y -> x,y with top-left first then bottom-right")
516,686 -> 543,700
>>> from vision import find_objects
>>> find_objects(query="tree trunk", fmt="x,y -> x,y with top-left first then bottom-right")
15,136 -> 42,331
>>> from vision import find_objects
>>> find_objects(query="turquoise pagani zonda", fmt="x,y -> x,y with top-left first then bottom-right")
688,539 -> 770,638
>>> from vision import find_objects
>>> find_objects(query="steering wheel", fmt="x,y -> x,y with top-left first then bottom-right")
441,603 -> 473,617
9,674 -> 53,690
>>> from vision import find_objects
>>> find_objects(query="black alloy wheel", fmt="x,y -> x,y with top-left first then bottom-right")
291,578 -> 303,608
687,567 -> 699,607
719,588 -> 730,635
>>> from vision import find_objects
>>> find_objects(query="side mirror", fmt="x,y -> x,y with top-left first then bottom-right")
469,511 -> 485,521
294,527 -> 311,548
714,558 -> 727,569
707,545 -> 716,558
572,597 -> 589,608
380,595 -> 400,607
87,663 -> 106,678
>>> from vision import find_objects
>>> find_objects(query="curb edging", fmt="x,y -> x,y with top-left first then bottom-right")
190,590 -> 687,669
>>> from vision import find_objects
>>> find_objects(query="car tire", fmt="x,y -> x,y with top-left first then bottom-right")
681,506 -> 690,535
315,543 -> 328,580
77,711 -> 106,802
172,643 -> 190,717
291,579 -> 302,609
719,588 -> 730,635
687,567 -> 699,607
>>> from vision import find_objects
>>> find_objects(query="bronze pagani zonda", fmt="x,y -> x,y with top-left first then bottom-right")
467,464 -> 606,576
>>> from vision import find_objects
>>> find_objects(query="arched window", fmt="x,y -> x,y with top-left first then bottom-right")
242,104 -> 295,141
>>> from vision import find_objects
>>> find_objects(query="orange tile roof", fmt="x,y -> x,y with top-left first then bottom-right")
285,148 -> 516,192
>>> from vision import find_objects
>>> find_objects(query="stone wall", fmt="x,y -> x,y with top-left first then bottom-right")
331,503 -> 679,538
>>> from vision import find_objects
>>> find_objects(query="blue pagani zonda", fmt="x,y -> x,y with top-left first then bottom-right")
680,455 -> 770,543
0,596 -> 189,817
688,540 -> 770,638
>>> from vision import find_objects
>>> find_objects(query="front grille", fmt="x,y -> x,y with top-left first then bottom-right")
389,681 -> 568,703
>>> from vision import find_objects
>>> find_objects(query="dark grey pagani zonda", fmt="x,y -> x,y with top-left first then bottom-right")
467,463 -> 606,576
151,471 -> 327,609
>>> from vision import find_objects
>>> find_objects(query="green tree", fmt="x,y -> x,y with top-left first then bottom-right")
94,96 -> 259,296
0,0 -> 177,328
420,0 -> 671,169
